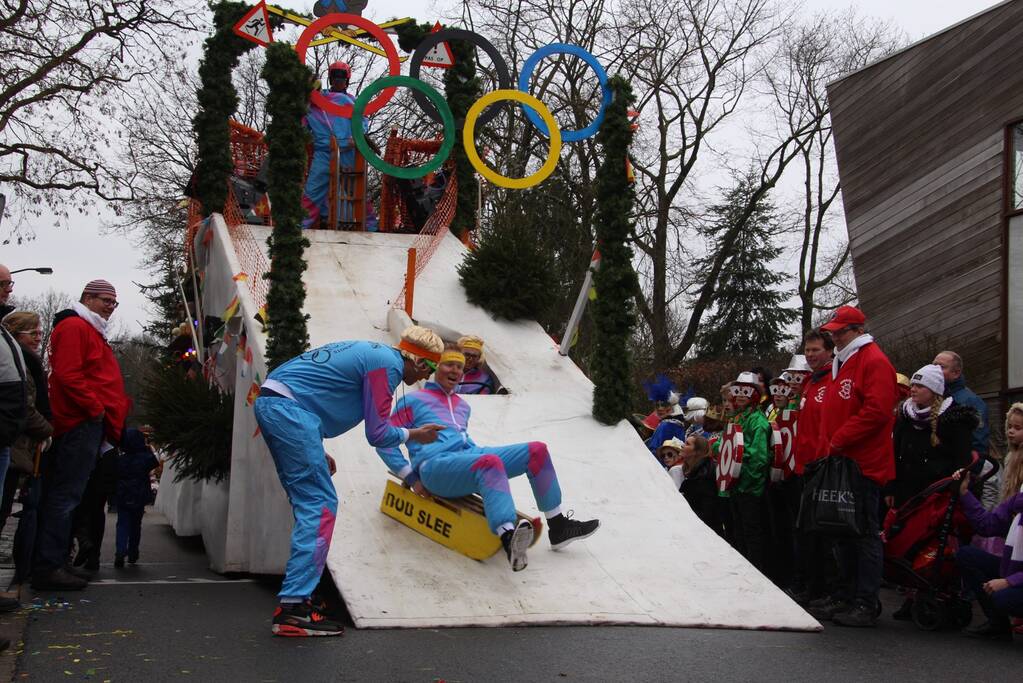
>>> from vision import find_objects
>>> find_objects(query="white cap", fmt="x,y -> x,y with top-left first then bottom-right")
683,397 -> 709,421
911,364 -> 945,396
734,371 -> 760,386
785,355 -> 812,373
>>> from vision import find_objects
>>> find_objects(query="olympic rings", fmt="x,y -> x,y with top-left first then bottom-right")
517,44 -> 612,143
352,76 -> 456,180
408,29 -> 512,128
295,13 -> 401,119
462,90 -> 562,190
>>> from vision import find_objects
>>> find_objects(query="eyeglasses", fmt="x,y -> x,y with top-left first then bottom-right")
729,385 -> 756,398
423,359 -> 437,372
93,295 -> 119,308
0,280 -> 13,290
17,330 -> 42,339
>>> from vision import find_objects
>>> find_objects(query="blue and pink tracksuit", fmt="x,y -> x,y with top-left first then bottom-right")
254,341 -> 410,602
377,382 -> 562,535
302,90 -> 357,229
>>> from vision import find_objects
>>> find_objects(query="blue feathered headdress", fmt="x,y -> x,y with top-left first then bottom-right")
643,374 -> 675,403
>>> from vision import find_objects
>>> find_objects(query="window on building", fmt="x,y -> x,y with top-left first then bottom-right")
1008,213 -> 1023,387
1014,123 -> 1023,211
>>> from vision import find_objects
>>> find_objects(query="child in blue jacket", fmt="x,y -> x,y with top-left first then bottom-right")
114,428 -> 158,568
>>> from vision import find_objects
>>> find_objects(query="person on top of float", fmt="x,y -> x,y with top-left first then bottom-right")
377,346 -> 600,572
301,61 -> 380,229
254,326 -> 446,637
455,335 -> 495,395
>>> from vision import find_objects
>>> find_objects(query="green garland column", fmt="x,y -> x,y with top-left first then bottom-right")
591,76 -> 639,425
444,39 -> 481,240
192,1 -> 256,214
261,43 -> 313,370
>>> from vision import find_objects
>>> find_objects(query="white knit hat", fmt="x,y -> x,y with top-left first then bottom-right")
910,364 -> 945,396
683,397 -> 709,421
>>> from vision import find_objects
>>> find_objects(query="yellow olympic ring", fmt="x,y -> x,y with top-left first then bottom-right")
462,90 -> 562,190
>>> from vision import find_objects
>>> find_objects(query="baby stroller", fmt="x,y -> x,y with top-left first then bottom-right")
881,452 -> 999,630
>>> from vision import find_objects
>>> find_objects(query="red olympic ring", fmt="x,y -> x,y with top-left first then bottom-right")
294,13 -> 401,119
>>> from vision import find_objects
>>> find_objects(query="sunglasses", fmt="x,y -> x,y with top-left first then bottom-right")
729,385 -> 756,398
423,359 -> 437,372
769,385 -> 792,397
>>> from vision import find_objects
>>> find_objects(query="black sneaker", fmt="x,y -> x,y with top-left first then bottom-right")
892,598 -> 914,621
271,601 -> 345,637
833,603 -> 878,628
547,512 -> 600,550
808,596 -> 850,621
64,563 -> 93,580
31,568 -> 88,592
114,555 -> 125,569
127,553 -> 138,565
500,520 -> 534,572
963,620 -> 1013,641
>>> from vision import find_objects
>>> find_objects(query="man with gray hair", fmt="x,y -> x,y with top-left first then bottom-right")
933,350 -> 989,459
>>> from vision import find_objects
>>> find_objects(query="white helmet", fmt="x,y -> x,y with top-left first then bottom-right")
785,354 -> 812,374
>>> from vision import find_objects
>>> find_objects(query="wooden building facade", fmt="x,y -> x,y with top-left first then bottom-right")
827,0 -> 1023,418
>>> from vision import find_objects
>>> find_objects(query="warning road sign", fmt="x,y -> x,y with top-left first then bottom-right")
233,1 -> 274,47
422,22 -> 454,69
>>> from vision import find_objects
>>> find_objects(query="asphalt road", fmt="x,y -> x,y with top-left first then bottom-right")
7,512 -> 1021,682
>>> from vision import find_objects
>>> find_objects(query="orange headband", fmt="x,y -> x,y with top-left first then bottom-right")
397,339 -> 441,363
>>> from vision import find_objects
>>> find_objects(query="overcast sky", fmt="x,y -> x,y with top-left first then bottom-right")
0,0 -> 1008,334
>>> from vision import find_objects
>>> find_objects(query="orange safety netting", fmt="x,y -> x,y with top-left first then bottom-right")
223,186 -> 271,314
229,119 -> 269,181
381,131 -> 463,312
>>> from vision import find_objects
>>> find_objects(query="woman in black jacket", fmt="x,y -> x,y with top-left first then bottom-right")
678,435 -> 720,535
889,364 -> 977,509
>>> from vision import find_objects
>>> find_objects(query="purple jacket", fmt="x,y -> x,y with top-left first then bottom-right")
961,491 -> 1023,587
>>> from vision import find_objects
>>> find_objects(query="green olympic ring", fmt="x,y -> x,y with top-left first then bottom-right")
351,76 -> 456,180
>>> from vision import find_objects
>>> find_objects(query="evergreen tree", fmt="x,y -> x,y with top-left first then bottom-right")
695,175 -> 798,357
191,1 -> 257,214
590,76 -> 638,425
261,42 -> 313,369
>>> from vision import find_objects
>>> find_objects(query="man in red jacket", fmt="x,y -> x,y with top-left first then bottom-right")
33,279 -> 131,591
808,306 -> 897,628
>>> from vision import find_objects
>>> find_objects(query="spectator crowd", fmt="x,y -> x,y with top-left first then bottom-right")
0,264 -> 162,651
641,305 -> 1022,637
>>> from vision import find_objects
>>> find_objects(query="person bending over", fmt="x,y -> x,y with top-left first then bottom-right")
378,347 -> 599,571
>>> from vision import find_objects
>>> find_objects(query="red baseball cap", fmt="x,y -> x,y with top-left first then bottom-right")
820,305 -> 866,332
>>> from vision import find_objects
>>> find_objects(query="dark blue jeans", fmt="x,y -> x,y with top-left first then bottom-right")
33,420 -> 102,575
833,478 -> 883,608
115,506 -> 144,558
956,545 -> 1023,624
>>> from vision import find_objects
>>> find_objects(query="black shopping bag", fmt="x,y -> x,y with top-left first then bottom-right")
797,455 -> 867,537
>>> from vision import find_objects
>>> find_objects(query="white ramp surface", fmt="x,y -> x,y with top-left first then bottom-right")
262,227 -> 820,631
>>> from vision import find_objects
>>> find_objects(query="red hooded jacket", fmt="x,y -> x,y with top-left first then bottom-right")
818,339 -> 898,486
49,310 -> 131,442
793,368 -> 831,474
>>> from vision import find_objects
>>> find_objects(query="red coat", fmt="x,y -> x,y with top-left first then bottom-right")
49,311 -> 131,442
794,370 -> 831,474
818,340 -> 898,486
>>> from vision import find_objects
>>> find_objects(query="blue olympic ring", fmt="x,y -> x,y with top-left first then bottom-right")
517,43 -> 612,143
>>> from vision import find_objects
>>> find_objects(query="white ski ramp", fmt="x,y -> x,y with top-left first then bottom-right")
188,217 -> 819,631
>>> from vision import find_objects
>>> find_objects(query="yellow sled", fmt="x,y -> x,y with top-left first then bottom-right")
379,478 -> 542,561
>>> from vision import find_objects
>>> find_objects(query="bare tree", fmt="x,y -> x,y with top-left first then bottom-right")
9,288 -> 74,361
767,12 -> 903,333
0,0 -> 203,234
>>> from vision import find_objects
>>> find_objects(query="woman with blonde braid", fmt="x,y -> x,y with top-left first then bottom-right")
888,364 -> 977,509
887,364 -> 977,621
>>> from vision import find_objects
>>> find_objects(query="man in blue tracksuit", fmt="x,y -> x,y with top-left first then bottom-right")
254,327 -> 445,637
377,348 -> 600,572
301,61 -> 378,229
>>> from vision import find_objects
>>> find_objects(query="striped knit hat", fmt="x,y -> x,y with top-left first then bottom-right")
82,279 -> 116,298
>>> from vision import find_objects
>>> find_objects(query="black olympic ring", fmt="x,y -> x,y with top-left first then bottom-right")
408,28 -> 512,127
